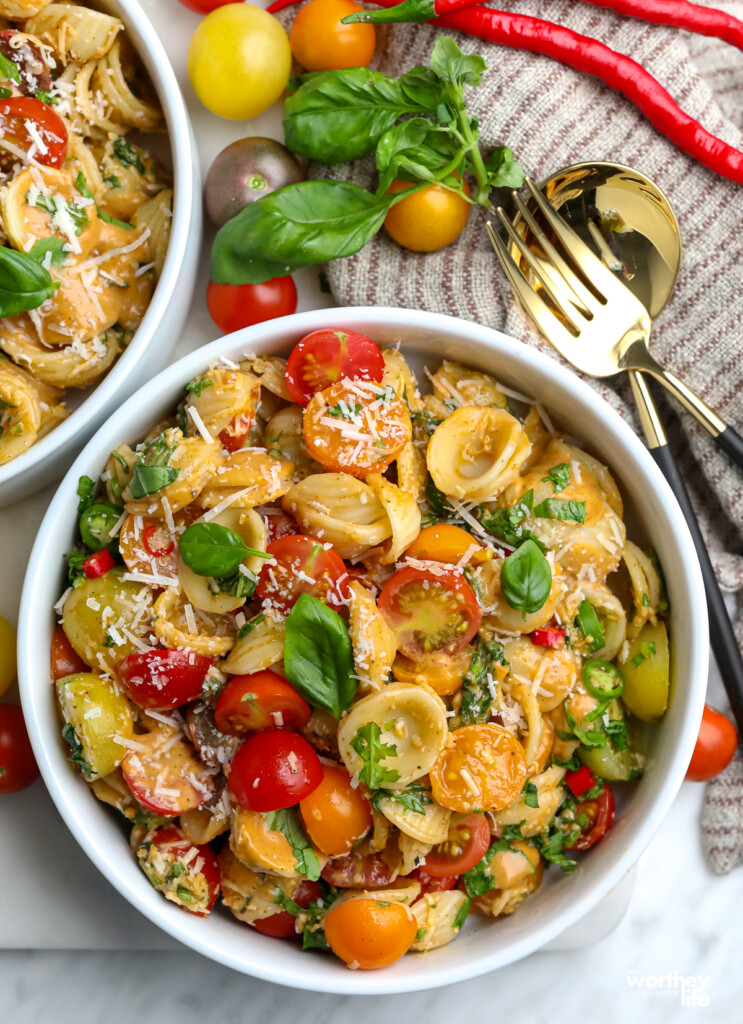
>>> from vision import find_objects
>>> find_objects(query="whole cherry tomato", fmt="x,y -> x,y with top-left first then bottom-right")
284,328 -> 385,406
228,729 -> 323,812
254,879 -> 322,938
384,177 -> 471,252
565,784 -> 615,850
115,649 -> 212,710
0,96 -> 67,167
207,277 -> 297,335
299,764 -> 372,855
423,813 -> 490,877
0,703 -> 39,793
255,534 -> 350,614
324,898 -> 417,970
686,705 -> 738,782
51,625 -> 88,682
214,669 -> 311,735
290,0 -> 375,72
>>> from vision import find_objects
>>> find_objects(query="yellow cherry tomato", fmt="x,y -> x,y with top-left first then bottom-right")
405,523 -> 489,565
324,898 -> 417,969
187,4 -> 292,121
0,615 -> 16,697
430,723 -> 527,813
384,177 -> 471,252
290,0 -> 375,72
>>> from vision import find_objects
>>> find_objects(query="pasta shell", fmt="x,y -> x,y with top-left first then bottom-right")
177,508 -> 265,615
0,358 -> 44,462
27,4 -> 122,62
502,637 -> 580,713
411,890 -> 469,951
198,448 -> 294,509
337,682 -> 448,789
395,440 -> 427,503
180,806 -> 230,846
92,37 -> 162,132
223,614 -> 285,676
490,765 -> 566,837
381,347 -> 422,411
282,473 -> 391,559
1,166 -> 101,258
365,473 -> 421,565
507,680 -> 544,771
374,792 -> 451,845
348,580 -> 397,692
0,0 -> 52,17
230,809 -> 326,878
245,355 -> 293,402
472,861 -> 543,918
427,406 -> 531,502
264,405 -> 315,480
621,540 -> 661,639
184,367 -> 260,440
152,587 -> 236,657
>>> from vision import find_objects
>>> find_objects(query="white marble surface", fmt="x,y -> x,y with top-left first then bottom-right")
1,0 -> 742,1018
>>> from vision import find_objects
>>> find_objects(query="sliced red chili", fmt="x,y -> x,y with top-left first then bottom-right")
142,524 -> 175,559
82,549 -> 115,579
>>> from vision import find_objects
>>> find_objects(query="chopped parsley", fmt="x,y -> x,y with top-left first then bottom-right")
112,136 -> 146,174
370,782 -> 432,815
455,639 -> 508,727
521,780 -> 539,808
327,401 -> 362,419
61,722 -> 92,777
541,463 -> 571,492
480,490 -> 543,548
185,377 -> 214,397
27,191 -> 90,234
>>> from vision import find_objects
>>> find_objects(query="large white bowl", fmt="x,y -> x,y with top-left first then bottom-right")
18,307 -> 707,993
0,0 -> 201,508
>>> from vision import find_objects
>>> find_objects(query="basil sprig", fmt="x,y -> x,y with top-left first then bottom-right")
283,593 -> 355,720
0,246 -> 60,317
499,538 -> 552,616
179,522 -> 269,578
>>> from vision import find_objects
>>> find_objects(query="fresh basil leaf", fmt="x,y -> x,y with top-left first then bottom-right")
574,600 -> 605,654
65,550 -> 87,588
484,145 -> 525,189
375,117 -> 460,193
302,926 -> 331,951
535,826 -> 577,874
429,36 -> 486,87
480,489 -> 535,548
284,592 -> 355,719
533,498 -> 586,523
0,245 -> 59,316
179,522 -> 267,578
351,722 -> 400,789
79,501 -> 123,551
501,822 -> 525,842
456,639 -> 508,727
605,719 -> 629,750
561,701 -> 607,749
500,538 -> 552,616
76,475 -> 96,516
27,192 -> 89,234
541,463 -> 571,493
215,569 -> 257,599
522,780 -> 539,808
370,782 -> 431,815
75,172 -> 94,199
452,896 -> 470,931
61,722 -> 92,777
112,136 -> 146,174
274,891 -> 304,917
283,67 -> 436,164
129,464 -> 179,499
27,237 -> 66,266
399,65 -> 444,108
212,180 -> 394,285
0,51 -> 19,84
267,808 -> 322,880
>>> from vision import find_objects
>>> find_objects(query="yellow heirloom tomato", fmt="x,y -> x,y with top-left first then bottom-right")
56,673 -> 134,780
187,4 -> 292,121
0,615 -> 17,697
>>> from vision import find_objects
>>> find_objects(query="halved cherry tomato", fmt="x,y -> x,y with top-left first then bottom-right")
565,784 -> 615,850
141,826 -> 221,916
115,650 -> 212,710
0,703 -> 39,793
206,277 -> 297,335
228,729 -> 322,812
290,0 -> 375,73
324,898 -> 416,970
284,328 -> 385,406
260,507 -> 299,545
302,380 -> 411,478
378,564 -> 481,660
321,851 -> 393,889
218,414 -> 253,453
51,625 -> 88,681
405,524 -> 488,566
686,705 -> 738,781
214,669 -> 311,735
255,533 -> 350,614
122,727 -> 215,816
430,724 -> 527,813
254,879 -> 322,938
530,627 -> 566,648
119,506 -> 201,578
410,867 -> 457,895
564,765 -> 596,797
299,763 -> 372,856
0,96 -> 67,167
81,549 -> 115,579
423,813 -> 490,877
142,524 -> 175,559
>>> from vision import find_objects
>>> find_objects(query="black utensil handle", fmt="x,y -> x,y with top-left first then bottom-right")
716,425 -> 743,473
650,443 -> 743,732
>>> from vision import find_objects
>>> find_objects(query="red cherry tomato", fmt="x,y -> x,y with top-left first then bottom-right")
410,867 -> 457,895
423,813 -> 490,877
0,97 -> 67,167
284,328 -> 385,406
147,826 -> 221,916
206,277 -> 297,335
565,784 -> 615,850
177,0 -> 239,11
255,534 -> 350,614
321,851 -> 394,889
686,705 -> 738,782
530,627 -> 565,648
218,414 -> 252,453
0,703 -> 40,793
115,649 -> 212,710
378,565 -> 481,660
214,670 -> 311,736
564,765 -> 596,797
228,729 -> 323,812
253,879 -> 322,938
142,524 -> 175,559
82,549 -> 115,579
51,625 -> 88,681
261,508 -> 299,545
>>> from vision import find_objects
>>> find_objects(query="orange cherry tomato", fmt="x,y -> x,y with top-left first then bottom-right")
384,177 -> 471,252
290,0 -> 375,72
324,897 -> 416,970
214,669 -> 311,735
686,705 -> 738,781
430,723 -> 527,813
405,524 -> 489,565
299,763 -> 372,856
51,625 -> 88,681
302,380 -> 411,478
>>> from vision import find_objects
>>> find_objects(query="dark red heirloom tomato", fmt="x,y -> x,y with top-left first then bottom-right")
321,851 -> 394,889
260,508 -> 299,545
255,534 -> 350,614
686,705 -> 738,782
146,826 -> 221,916
284,328 -> 385,406
0,97 -> 67,167
0,704 -> 40,794
254,879 -> 322,938
228,729 -> 322,812
214,670 -> 311,736
565,784 -> 615,851
423,813 -> 490,877
378,564 -> 481,660
410,867 -> 457,895
115,649 -> 212,710
51,625 -> 88,681
206,277 -> 297,335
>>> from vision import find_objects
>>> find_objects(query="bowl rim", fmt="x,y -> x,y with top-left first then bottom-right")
0,0 -> 197,487
18,306 -> 709,993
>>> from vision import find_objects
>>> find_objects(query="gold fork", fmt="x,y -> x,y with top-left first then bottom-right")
487,181 -> 743,729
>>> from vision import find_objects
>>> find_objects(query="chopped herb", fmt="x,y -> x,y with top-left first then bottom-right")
98,208 -> 134,230
267,808 -> 322,880
641,592 -> 650,607
302,926 -> 330,951
574,600 -> 605,654
27,191 -> 89,234
452,897 -> 471,931
65,550 -> 87,588
558,702 -> 608,749
75,172 -> 93,199
61,722 -> 92,776
237,612 -> 265,640
541,463 -> 571,493
351,721 -> 400,789
535,826 -> 578,874
532,498 -> 586,523
0,52 -> 19,84
645,548 -> 670,611
327,401 -> 362,419
185,377 -> 213,397
111,449 -> 130,473
175,885 -> 194,903
501,822 -> 524,842
480,489 -> 535,547
522,780 -> 539,808
28,236 -> 66,266
274,891 -> 304,917
410,409 -> 442,436
35,89 -> 58,105
455,639 -> 508,727
112,136 -> 146,174
103,173 -> 121,189
76,474 -> 96,515
166,860 -> 187,882
605,719 -> 629,750
370,782 -> 432,815
129,432 -> 179,499
0,86 -> 11,99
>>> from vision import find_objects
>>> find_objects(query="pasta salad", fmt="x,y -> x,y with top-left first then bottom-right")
51,330 -> 671,971
0,0 -> 172,465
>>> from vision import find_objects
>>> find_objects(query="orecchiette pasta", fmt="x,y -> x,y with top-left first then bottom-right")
222,614 -> 285,676
26,3 -> 122,61
429,359 -> 508,411
374,789 -> 451,845
282,473 -> 392,558
153,587 -> 236,657
198,449 -> 294,509
348,581 -> 397,691
0,358 -> 66,462
364,473 -> 421,564
411,890 -> 470,951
